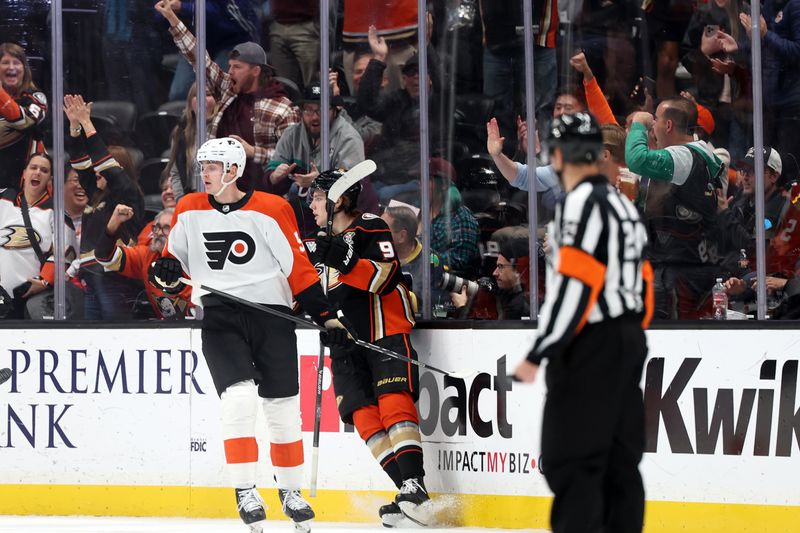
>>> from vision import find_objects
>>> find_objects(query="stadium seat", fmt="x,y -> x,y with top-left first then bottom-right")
87,100 -> 137,146
76,114 -> 124,146
275,76 -> 302,104
453,94 -> 496,152
475,212 -> 502,245
157,100 -> 186,117
139,158 -> 169,196
461,189 -> 501,214
144,194 -> 163,217
456,153 -> 499,190
126,147 -> 144,176
91,100 -> 137,134
136,112 -> 180,158
484,200 -> 527,227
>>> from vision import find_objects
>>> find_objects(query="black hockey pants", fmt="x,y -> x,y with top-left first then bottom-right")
541,317 -> 648,533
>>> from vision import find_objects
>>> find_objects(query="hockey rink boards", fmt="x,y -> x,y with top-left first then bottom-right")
0,325 -> 799,531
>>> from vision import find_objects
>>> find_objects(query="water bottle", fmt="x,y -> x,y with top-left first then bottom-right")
712,278 -> 728,320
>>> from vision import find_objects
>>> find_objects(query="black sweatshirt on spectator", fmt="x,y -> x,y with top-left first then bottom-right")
69,131 -> 145,276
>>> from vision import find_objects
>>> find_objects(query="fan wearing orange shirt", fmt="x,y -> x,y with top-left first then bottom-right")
95,205 -> 192,319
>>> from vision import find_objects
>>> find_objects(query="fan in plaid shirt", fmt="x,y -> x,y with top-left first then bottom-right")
156,1 -> 299,191
429,159 -> 480,275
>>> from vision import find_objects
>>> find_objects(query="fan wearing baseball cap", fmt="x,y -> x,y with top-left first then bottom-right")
741,146 -> 783,177
156,1 -> 300,192
265,80 -> 375,235
712,146 -> 786,280
724,146 -> 787,233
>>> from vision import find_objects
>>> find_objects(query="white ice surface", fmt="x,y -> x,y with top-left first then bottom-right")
0,516 -> 547,533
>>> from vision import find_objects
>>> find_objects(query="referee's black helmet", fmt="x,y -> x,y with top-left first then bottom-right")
548,112 -> 604,164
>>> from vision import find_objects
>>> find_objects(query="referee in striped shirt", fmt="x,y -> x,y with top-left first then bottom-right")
514,112 -> 654,533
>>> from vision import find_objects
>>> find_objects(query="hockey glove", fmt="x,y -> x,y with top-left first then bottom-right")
149,257 -> 186,294
320,311 -> 357,348
303,236 -> 324,265
317,234 -> 359,274
313,231 -> 332,262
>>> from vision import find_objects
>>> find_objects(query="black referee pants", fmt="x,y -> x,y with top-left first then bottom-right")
541,317 -> 648,533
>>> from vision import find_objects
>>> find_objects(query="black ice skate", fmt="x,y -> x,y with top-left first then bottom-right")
278,488 -> 315,532
235,487 -> 267,533
379,501 -> 404,528
395,477 -> 433,526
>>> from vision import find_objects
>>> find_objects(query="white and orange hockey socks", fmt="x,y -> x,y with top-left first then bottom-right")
262,395 -> 305,490
220,380 -> 260,489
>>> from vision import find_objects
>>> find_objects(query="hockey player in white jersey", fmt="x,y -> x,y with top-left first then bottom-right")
149,138 -> 353,533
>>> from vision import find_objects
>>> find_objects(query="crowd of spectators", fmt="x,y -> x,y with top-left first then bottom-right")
1,0 -> 799,321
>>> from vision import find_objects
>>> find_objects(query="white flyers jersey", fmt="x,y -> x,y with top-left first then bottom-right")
0,192 -> 54,295
166,191 -> 320,308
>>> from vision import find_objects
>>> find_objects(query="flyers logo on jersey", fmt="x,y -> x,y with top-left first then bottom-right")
203,231 -> 256,270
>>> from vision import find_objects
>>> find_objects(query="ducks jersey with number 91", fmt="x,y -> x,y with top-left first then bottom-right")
304,213 -> 415,342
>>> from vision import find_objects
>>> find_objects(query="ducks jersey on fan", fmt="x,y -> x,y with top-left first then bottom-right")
0,188 -> 54,295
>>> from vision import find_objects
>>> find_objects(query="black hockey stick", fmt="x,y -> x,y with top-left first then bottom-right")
179,278 -> 478,381
0,368 -> 10,385
310,159 -> 377,496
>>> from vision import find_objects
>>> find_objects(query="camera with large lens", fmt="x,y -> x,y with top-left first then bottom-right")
441,272 -> 480,298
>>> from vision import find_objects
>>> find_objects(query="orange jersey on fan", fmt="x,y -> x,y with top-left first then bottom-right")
304,213 -> 415,343
99,242 -> 193,319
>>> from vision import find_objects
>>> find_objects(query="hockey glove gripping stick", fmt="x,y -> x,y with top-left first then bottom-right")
314,230 -> 333,259
320,313 -> 357,347
149,257 -> 186,294
0,368 -> 10,385
316,234 -> 358,274
179,278 -> 478,380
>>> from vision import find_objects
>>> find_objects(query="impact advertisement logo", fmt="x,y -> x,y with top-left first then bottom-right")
420,355 -> 540,476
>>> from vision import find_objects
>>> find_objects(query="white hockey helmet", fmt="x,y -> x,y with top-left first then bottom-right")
196,137 -> 247,197
197,137 -> 246,178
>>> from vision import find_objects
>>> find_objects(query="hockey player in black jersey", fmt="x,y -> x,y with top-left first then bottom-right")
514,113 -> 654,533
305,170 -> 431,527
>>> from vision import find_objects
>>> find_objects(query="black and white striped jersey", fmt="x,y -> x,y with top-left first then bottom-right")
529,175 -> 654,365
